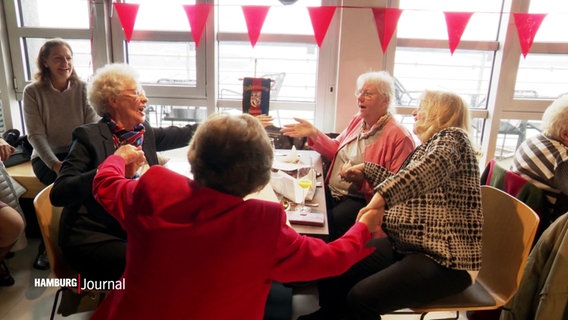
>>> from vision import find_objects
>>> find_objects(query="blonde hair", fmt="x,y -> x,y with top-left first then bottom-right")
414,90 -> 471,143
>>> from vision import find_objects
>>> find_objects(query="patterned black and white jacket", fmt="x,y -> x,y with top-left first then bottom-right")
364,127 -> 483,270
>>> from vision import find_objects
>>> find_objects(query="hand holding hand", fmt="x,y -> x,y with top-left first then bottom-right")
357,193 -> 386,234
114,145 -> 146,178
280,118 -> 318,140
339,161 -> 364,186
0,138 -> 15,161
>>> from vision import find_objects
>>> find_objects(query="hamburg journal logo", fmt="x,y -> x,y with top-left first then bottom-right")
34,274 -> 125,293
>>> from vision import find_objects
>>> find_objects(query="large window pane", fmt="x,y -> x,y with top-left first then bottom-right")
126,41 -> 197,85
515,54 -> 568,99
124,0 -> 196,31
393,48 -> 494,108
218,41 -> 317,102
218,0 -> 321,34
19,0 -> 89,28
530,0 -> 568,42
23,38 -> 92,81
398,0 -> 503,41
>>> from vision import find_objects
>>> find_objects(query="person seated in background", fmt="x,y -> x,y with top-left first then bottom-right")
50,63 -> 197,282
281,71 -> 415,240
89,113 -> 382,320
510,95 -> 568,220
23,38 -> 100,271
299,90 -> 483,320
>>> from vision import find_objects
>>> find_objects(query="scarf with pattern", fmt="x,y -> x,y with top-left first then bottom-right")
359,112 -> 392,140
102,114 -> 145,149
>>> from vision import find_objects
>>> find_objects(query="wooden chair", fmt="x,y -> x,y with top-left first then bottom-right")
392,185 -> 540,319
33,184 -> 105,319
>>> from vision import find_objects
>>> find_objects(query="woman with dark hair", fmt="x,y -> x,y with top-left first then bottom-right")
23,38 -> 99,270
89,113 -> 383,320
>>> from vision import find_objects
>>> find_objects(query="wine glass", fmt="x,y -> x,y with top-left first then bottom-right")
296,154 -> 314,213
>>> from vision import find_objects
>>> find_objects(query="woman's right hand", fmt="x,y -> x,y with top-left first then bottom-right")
114,145 -> 146,178
356,193 -> 386,234
280,118 -> 318,140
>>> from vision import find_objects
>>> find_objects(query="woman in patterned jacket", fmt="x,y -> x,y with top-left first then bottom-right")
298,90 -> 483,320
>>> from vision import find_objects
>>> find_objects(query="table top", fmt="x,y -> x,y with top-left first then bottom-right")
159,147 -> 329,239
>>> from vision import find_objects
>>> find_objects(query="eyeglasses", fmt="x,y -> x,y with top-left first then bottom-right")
120,89 -> 146,102
354,90 -> 377,100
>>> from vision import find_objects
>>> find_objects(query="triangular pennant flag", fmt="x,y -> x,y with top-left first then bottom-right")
513,13 -> 547,58
182,4 -> 212,48
113,3 -> 140,43
371,8 -> 403,54
307,6 -> 337,47
242,6 -> 271,47
444,12 -> 473,55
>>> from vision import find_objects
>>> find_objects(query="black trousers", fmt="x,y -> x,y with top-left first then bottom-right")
326,190 -> 367,241
31,152 -> 68,186
318,237 -> 472,320
63,240 -> 126,282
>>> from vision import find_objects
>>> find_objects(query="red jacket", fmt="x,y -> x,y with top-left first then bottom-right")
91,155 -> 374,320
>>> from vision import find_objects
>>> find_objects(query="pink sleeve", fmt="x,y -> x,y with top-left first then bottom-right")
92,155 -> 138,225
270,219 -> 374,283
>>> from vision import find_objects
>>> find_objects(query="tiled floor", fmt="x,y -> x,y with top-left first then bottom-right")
1,238 -> 467,320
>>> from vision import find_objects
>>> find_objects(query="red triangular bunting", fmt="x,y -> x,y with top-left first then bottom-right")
371,8 -> 403,54
182,4 -> 212,48
113,3 -> 140,43
513,13 -> 547,58
307,6 -> 337,48
242,6 -> 271,47
444,12 -> 473,55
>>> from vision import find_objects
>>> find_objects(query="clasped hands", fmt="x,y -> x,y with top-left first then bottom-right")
114,145 -> 146,178
341,161 -> 386,236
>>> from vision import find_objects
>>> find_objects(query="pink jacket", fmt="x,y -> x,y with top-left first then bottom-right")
309,114 -> 415,200
91,156 -> 374,320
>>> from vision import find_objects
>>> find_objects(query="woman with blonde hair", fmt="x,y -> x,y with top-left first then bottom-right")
299,90 -> 483,320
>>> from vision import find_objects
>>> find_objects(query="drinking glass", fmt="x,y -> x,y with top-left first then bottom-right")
296,154 -> 314,213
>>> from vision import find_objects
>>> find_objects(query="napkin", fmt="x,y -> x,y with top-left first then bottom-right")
270,169 -> 316,203
272,146 -> 302,171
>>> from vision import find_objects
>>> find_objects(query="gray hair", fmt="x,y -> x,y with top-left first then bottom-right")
542,95 -> 568,140
87,63 -> 140,116
188,113 -> 273,198
356,71 -> 395,113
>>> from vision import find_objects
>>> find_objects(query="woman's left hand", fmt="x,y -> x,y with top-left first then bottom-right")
0,138 -> 15,161
339,161 -> 364,186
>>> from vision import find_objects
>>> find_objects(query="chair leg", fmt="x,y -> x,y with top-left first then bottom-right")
50,287 -> 65,320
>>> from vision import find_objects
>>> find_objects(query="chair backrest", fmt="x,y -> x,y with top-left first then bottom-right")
33,184 -> 75,279
261,72 -> 286,99
478,185 -> 540,306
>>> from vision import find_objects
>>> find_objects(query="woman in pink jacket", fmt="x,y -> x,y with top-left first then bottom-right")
282,71 -> 415,239
91,113 -> 382,320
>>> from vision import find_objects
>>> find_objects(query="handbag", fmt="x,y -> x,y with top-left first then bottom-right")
3,129 -> 33,167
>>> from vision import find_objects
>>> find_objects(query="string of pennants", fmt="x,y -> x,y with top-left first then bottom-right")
113,3 -> 547,58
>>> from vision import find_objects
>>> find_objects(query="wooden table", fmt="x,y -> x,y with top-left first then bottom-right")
5,161 -> 45,199
159,147 -> 329,239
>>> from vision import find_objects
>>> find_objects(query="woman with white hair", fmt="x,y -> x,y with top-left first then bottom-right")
50,63 -> 197,281
510,95 -> 568,219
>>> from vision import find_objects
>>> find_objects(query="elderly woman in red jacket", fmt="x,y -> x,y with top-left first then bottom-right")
91,113 -> 383,320
282,71 -> 415,239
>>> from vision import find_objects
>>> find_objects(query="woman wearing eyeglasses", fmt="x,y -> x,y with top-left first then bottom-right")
50,63 -> 197,282
281,71 -> 415,240
23,38 -> 100,270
